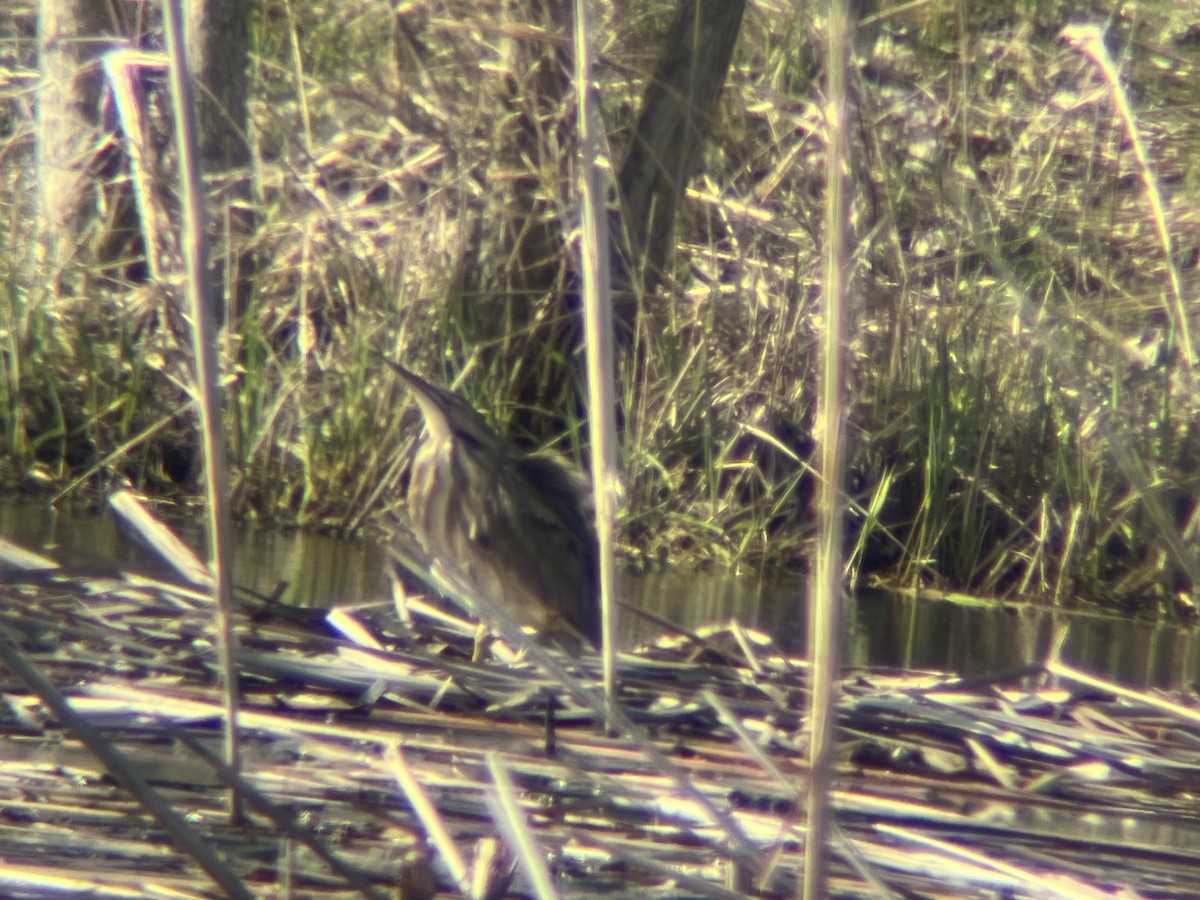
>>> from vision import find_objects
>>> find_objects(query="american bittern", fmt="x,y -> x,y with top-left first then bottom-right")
388,361 -> 600,651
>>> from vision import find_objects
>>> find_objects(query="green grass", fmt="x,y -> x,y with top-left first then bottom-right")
2,0 -> 1198,614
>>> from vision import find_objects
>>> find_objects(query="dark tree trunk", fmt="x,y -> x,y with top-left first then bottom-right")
615,0 -> 746,322
185,0 -> 249,172
36,0 -> 117,289
37,0 -> 250,303
454,0 -> 581,438
185,0 -> 252,325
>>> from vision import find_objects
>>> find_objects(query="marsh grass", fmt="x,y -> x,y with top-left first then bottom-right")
2,0 -> 1199,612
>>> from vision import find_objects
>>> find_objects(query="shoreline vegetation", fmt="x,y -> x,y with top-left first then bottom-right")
2,4 -> 1200,895
2,1 -> 1198,616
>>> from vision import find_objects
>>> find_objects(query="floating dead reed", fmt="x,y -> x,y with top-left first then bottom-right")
1,537 -> 1199,896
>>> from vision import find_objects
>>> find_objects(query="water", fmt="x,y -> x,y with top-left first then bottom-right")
2,496 -> 1197,688
0,496 -> 390,607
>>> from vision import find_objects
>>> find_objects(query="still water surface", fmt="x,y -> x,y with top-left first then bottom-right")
3,497 -> 1197,688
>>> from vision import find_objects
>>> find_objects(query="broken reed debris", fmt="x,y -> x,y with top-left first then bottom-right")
1,538 -> 1199,896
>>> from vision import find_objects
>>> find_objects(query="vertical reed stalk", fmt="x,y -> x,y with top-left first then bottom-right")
573,0 -> 621,709
1062,23 -> 1195,370
803,1 -> 853,896
162,0 -> 242,821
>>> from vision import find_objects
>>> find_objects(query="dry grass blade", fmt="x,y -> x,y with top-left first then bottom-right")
583,834 -> 748,900
702,688 -> 793,792
873,824 -> 1115,900
1061,22 -> 1195,370
109,489 -> 212,587
386,743 -> 471,895
0,537 -> 60,573
486,751 -> 558,900
1048,660 -> 1200,728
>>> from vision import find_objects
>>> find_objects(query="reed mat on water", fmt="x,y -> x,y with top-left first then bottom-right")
0,539 -> 1198,897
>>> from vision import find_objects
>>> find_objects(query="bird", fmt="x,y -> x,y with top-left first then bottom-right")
386,360 -> 600,652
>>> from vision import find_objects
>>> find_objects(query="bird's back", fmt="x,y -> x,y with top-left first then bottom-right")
407,421 -> 599,650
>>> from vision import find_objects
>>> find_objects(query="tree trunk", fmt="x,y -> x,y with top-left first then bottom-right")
36,0 -> 116,289
185,0 -> 251,325
616,0 -> 746,319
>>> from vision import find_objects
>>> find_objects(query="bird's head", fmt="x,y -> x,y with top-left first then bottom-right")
387,361 -> 505,455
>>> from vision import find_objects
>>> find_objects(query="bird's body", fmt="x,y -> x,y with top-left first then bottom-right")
389,362 -> 600,651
